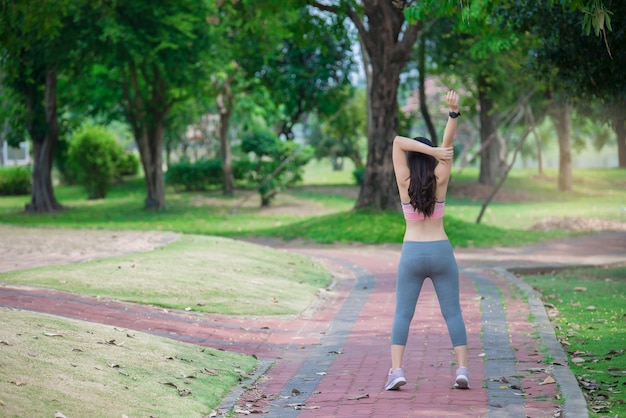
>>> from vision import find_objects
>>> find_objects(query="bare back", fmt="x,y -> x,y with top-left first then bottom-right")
396,161 -> 451,242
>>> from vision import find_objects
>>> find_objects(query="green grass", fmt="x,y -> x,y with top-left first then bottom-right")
0,234 -> 332,316
5,166 -> 624,247
523,265 -> 626,417
0,308 -> 256,417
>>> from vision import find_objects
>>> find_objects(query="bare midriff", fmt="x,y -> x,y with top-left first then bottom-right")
403,218 -> 448,242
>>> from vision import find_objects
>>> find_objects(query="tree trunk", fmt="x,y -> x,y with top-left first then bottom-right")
358,35 -> 372,146
216,75 -> 235,196
478,74 -> 500,186
535,133 -> 544,174
612,112 -> 626,168
350,1 -> 420,210
418,35 -> 437,145
121,63 -> 168,210
140,123 -> 166,210
551,103 -> 573,192
26,67 -> 63,213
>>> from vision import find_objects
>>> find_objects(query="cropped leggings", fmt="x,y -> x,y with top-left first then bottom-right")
391,240 -> 467,347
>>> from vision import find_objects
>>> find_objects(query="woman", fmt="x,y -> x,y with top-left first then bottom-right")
385,90 -> 469,391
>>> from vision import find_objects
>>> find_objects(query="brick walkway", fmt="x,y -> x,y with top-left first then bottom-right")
1,231 -> 625,417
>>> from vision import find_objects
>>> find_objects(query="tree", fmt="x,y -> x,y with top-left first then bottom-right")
309,86 -> 367,170
0,0 -> 88,213
96,1 -> 215,210
205,0 -> 302,196
508,0 -> 626,182
256,6 -> 355,141
312,1 -> 422,210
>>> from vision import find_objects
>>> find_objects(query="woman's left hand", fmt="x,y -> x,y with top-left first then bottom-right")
446,90 -> 459,112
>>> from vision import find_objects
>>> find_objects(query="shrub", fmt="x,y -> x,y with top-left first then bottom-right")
241,130 -> 314,206
117,152 -> 140,177
67,125 -> 123,199
166,159 -> 223,191
0,165 -> 31,196
352,166 -> 365,186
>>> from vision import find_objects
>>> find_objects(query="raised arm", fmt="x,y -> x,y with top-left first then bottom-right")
442,90 -> 460,148
392,135 -> 453,187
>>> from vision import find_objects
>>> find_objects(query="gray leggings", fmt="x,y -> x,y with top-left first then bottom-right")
391,240 -> 467,347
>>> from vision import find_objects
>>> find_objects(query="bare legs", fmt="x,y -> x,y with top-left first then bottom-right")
390,344 -> 468,372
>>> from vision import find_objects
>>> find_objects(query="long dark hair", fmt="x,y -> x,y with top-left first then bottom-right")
407,137 -> 437,216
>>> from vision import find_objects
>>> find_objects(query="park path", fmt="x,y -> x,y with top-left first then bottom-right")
1,231 -> 625,417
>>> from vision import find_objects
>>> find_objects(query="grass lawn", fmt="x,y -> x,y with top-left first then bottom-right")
523,265 -> 626,417
0,308 -> 256,417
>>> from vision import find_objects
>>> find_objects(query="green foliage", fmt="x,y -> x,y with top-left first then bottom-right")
242,130 -> 314,206
241,131 -> 281,157
252,6 -> 355,139
524,266 -> 626,416
117,152 -> 139,177
166,159 -> 260,191
353,167 -> 365,186
67,125 -> 123,200
309,86 -> 367,169
0,165 -> 31,196
166,159 -> 223,192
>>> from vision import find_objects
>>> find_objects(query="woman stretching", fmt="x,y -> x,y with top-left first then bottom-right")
385,90 -> 469,391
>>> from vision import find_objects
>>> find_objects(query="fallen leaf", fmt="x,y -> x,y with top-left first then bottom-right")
571,357 -> 585,364
291,388 -> 301,396
347,393 -> 369,400
574,287 -> 587,292
539,376 -> 556,385
10,381 -> 26,386
44,332 -> 63,337
586,306 -> 597,311
55,413 -> 68,418
0,340 -> 11,346
98,339 -> 124,347
315,372 -> 327,376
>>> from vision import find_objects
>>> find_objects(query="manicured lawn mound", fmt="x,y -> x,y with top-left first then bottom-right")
0,308 -> 256,418
0,235 -> 332,316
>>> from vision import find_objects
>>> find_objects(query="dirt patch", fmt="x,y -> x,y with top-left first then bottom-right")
0,225 -> 179,273
529,217 -> 626,232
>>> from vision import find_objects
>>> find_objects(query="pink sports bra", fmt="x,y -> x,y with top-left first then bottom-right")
401,201 -> 445,221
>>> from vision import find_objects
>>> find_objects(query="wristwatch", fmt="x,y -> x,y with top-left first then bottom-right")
449,111 -> 461,119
